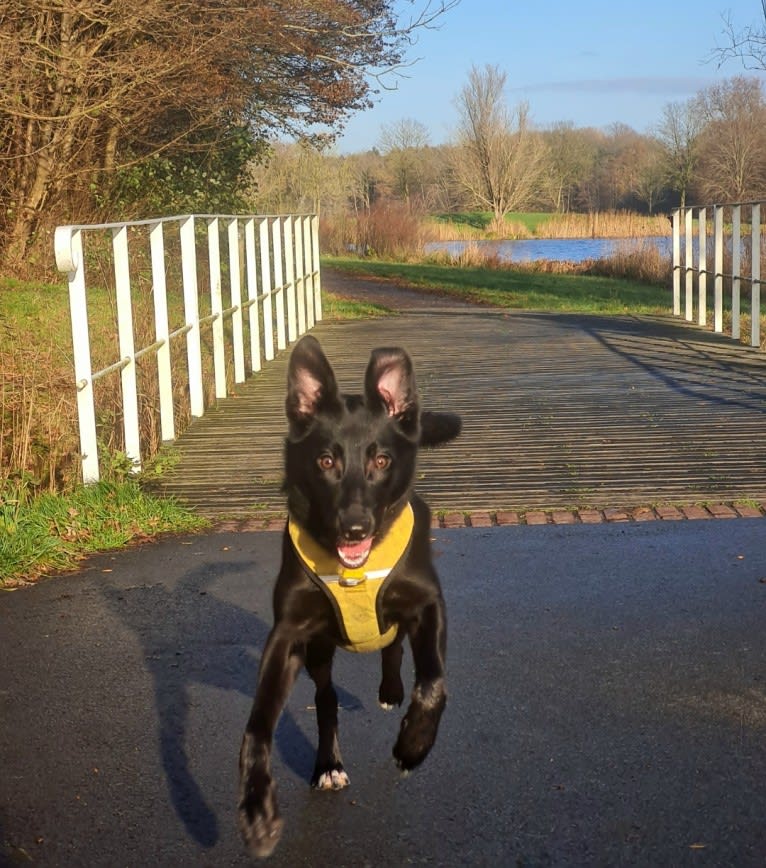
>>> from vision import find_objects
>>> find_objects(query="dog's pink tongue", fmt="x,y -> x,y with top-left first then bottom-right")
337,537 -> 372,568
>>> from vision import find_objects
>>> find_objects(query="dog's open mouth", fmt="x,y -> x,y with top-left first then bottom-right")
336,537 -> 373,569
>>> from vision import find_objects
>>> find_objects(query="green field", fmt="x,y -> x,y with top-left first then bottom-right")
433,211 -> 556,233
322,256 -> 672,315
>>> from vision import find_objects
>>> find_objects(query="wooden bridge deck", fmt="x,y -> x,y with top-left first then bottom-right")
156,300 -> 766,519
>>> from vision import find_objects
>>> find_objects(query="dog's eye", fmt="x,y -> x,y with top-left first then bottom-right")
374,453 -> 391,471
318,454 -> 335,471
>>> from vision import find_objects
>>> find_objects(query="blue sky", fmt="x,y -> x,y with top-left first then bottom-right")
334,0 -> 763,153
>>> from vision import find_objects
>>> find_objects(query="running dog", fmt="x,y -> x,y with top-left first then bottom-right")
238,334 -> 461,858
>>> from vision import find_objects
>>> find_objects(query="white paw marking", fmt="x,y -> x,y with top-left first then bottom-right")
379,701 -> 395,711
316,769 -> 350,790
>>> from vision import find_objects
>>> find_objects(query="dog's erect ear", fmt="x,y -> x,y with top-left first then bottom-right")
365,347 -> 419,436
286,335 -> 341,435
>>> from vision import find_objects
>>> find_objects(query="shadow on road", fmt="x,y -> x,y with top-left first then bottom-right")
101,557 -> 361,849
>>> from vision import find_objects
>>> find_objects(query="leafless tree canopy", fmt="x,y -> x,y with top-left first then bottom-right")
452,64 -> 547,230
0,0 -> 458,266
716,1 -> 766,70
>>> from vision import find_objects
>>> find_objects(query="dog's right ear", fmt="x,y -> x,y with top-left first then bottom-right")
286,336 -> 342,436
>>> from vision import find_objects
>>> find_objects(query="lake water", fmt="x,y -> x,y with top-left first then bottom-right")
424,236 -> 672,264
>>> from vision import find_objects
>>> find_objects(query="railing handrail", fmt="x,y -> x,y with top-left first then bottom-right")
54,212 -> 316,238
55,212 -> 322,484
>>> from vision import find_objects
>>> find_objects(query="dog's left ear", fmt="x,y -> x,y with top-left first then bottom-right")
286,335 -> 342,437
365,347 -> 419,437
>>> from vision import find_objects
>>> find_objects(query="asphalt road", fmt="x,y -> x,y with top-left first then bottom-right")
2,519 -> 766,867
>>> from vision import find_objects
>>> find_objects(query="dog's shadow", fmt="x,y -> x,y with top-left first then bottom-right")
102,556 -> 362,849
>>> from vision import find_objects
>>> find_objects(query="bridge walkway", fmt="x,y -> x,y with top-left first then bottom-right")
156,269 -> 766,521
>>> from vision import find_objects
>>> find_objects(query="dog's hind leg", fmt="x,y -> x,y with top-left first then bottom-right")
306,639 -> 350,790
393,598 -> 447,773
378,630 -> 405,710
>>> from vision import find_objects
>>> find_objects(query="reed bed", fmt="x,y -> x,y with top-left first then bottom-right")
540,211 -> 670,239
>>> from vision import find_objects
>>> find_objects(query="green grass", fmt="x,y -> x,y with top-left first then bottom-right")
321,294 -> 392,319
433,211 -> 556,233
1,479 -> 207,586
322,256 -> 671,315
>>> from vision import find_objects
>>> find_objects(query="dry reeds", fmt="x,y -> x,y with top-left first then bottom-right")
533,211 -> 670,239
1,337 -> 78,492
321,203 -> 425,260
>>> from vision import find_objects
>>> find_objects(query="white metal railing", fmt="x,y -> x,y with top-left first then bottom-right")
671,202 -> 763,349
54,213 -> 322,483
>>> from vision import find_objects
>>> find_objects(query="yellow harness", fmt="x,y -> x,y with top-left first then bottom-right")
288,503 -> 414,653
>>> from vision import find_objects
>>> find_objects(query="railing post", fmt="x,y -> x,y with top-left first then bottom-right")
149,222 -> 175,442
294,216 -> 307,335
732,205 -> 741,341
244,218 -> 262,372
180,216 -> 205,417
112,226 -> 141,471
55,226 -> 100,483
272,217 -> 287,351
207,218 -> 227,400
298,217 -> 316,329
697,207 -> 707,327
312,214 -> 322,322
684,207 -> 694,321
227,218 -> 246,384
672,208 -> 681,316
283,216 -> 297,342
714,205 -> 724,333
260,218 -> 275,361
752,203 -> 761,348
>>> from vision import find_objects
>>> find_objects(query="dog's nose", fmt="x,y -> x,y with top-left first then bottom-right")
339,507 -> 373,541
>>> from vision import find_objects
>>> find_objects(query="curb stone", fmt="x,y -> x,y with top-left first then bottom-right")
212,502 -> 766,533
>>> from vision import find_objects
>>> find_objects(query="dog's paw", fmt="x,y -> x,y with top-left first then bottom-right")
312,764 -> 350,791
392,686 -> 446,772
378,676 -> 404,710
238,776 -> 283,859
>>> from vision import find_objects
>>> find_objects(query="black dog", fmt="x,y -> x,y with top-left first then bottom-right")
238,334 -> 461,858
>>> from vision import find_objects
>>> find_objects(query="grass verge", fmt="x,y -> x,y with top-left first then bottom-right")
1,479 -> 207,587
322,256 -> 672,315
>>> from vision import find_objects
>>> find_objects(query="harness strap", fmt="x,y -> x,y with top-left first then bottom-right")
288,503 -> 414,652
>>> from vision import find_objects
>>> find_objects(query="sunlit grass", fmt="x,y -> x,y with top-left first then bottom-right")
321,256 -> 672,315
0,478 -> 207,586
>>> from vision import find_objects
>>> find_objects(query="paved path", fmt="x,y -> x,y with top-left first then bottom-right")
157,269 -> 766,518
2,519 -> 766,866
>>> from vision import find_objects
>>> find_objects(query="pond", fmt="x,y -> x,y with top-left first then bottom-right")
424,236 -> 672,263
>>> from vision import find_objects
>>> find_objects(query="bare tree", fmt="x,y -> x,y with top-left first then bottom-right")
378,118 -> 431,206
0,0 -> 459,267
655,100 -> 705,207
452,64 -> 547,231
695,76 -> 766,202
631,138 -> 668,214
542,122 -> 599,212
715,2 -> 766,70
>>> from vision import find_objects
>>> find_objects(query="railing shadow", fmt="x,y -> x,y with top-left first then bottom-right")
526,312 -> 766,415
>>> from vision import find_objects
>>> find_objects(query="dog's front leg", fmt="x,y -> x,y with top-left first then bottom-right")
379,630 -> 405,710
393,598 -> 447,772
238,628 -> 304,859
305,639 -> 350,790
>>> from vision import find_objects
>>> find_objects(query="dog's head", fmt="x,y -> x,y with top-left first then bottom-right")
283,335 -> 460,567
